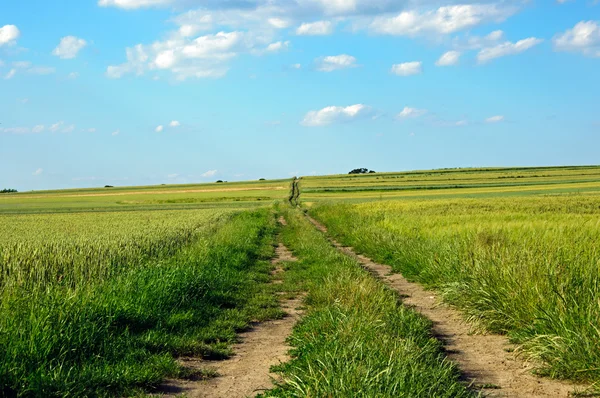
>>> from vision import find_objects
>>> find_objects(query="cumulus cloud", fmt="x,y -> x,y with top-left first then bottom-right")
107,30 -> 262,80
32,125 -> 45,133
296,21 -> 334,35
155,125 -> 164,132
397,107 -> 427,118
477,37 -> 542,63
268,17 -> 291,29
391,61 -> 422,76
553,20 -> 600,57
316,54 -> 357,72
435,50 -> 461,66
202,169 -> 217,177
53,36 -> 87,59
265,40 -> 290,53
33,168 -> 43,176
102,1 -> 526,79
367,4 -> 516,37
302,104 -> 370,127
0,25 -> 20,46
169,120 -> 180,127
485,115 -> 504,123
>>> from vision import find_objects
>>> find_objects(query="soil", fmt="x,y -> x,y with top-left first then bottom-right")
306,214 -> 581,398
157,227 -> 300,398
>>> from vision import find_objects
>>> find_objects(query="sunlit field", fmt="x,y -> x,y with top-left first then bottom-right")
307,166 -> 600,384
2,166 -> 600,396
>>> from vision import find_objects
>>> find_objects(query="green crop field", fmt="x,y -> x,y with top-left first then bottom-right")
2,166 -> 600,396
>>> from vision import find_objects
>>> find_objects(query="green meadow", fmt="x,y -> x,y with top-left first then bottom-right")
2,165 -> 600,396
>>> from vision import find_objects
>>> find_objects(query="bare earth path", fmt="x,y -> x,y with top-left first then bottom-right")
158,234 -> 300,398
306,214 -> 580,398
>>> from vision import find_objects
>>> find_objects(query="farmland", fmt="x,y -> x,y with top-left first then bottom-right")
1,166 -> 600,396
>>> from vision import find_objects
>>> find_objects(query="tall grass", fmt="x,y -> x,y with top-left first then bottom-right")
310,195 -> 600,383
265,208 -> 474,397
0,209 -> 280,396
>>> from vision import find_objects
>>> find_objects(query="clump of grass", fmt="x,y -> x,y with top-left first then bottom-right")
0,209 -> 280,396
310,195 -> 600,385
264,208 -> 474,397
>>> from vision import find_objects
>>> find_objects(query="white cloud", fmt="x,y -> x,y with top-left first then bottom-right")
367,4 -> 515,37
112,129 -> 120,136
62,124 -> 76,133
202,169 -> 217,177
32,125 -> 45,133
553,21 -> 600,57
68,72 -> 80,79
268,18 -> 291,29
485,115 -> 504,123
98,0 -> 171,9
48,121 -> 76,133
453,30 -> 505,50
477,37 -> 542,63
397,107 -> 427,118
169,120 -> 180,127
9,61 -> 56,77
49,122 -> 63,132
302,104 -> 370,127
316,54 -> 357,72
265,40 -> 290,53
107,30 -> 259,80
391,61 -> 422,76
4,69 -> 16,80
436,50 -> 461,66
53,36 -> 87,59
155,125 -> 164,133
0,25 -> 20,46
167,173 -> 179,178
33,168 -> 43,176
87,128 -> 97,133
296,21 -> 334,36
0,126 -> 30,134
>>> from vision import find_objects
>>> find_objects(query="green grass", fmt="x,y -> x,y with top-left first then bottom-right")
309,195 -> 600,385
263,207 -> 475,397
0,209 -> 281,396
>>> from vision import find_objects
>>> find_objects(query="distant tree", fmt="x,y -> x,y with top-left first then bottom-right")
259,178 -> 266,181
216,180 -> 224,183
369,170 -> 376,173
0,188 -> 17,193
349,168 -> 376,175
104,185 -> 114,188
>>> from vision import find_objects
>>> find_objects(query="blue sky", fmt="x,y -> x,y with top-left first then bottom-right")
1,0 -> 599,190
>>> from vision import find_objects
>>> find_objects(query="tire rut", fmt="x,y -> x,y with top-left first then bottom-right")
157,226 -> 300,398
305,213 -> 582,398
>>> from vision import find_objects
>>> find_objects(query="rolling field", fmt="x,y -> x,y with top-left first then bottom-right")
305,166 -> 600,388
2,166 -> 600,396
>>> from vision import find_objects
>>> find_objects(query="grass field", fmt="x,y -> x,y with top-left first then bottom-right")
306,166 -> 600,386
2,166 -> 600,396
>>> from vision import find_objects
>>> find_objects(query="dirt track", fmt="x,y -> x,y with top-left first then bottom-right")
306,214 -> 581,398
158,231 -> 300,398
